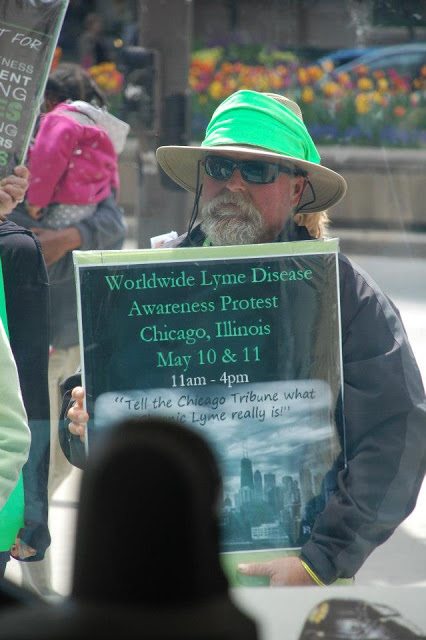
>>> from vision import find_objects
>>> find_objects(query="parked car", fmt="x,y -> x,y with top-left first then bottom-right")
316,47 -> 379,68
325,42 -> 426,86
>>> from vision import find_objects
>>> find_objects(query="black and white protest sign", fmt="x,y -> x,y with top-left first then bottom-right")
0,0 -> 68,176
74,239 -> 345,582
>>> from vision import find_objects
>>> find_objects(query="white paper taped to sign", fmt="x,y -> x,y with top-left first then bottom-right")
94,379 -> 334,439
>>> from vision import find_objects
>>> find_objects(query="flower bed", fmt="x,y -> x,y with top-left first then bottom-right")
88,62 -> 125,116
190,46 -> 426,148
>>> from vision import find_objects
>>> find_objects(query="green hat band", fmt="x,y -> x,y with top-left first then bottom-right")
201,90 -> 321,165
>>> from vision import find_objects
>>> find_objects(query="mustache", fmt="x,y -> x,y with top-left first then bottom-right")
202,190 -> 255,217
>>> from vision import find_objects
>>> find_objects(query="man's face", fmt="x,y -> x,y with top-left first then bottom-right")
200,153 -> 306,245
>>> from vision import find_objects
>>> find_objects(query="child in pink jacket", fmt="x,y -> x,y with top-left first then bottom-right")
26,63 -> 129,229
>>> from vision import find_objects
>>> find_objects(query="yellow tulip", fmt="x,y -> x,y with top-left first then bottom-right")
302,86 -> 315,103
209,81 -> 223,100
357,77 -> 373,90
376,77 -> 388,92
355,93 -> 370,114
298,68 -> 309,85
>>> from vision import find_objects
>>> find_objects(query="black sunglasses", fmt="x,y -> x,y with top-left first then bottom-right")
204,155 -> 304,185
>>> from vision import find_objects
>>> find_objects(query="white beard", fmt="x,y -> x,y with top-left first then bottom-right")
200,191 -> 269,246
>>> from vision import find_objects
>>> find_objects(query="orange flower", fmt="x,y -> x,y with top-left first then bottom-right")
270,73 -> 282,89
394,105 -> 406,117
89,62 -> 124,95
307,65 -> 323,82
322,81 -> 340,97
336,72 -> 351,87
276,64 -> 288,76
191,59 -> 215,74
354,64 -> 369,75
221,62 -> 233,73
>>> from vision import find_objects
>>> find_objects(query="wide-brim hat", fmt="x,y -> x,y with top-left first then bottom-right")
156,90 -> 347,214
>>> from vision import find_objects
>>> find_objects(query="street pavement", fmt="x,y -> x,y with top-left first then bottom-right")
5,242 -> 426,595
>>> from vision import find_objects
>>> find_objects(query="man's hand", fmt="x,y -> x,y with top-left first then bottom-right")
26,203 -> 43,220
0,165 -> 29,219
10,537 -> 37,560
237,556 -> 317,586
30,226 -> 82,266
67,386 -> 88,443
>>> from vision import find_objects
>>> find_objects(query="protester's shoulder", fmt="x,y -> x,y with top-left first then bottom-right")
0,221 -> 45,280
337,252 -> 404,332
0,220 -> 39,253
338,252 -> 387,299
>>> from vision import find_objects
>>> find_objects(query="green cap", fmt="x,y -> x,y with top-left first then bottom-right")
202,90 -> 321,164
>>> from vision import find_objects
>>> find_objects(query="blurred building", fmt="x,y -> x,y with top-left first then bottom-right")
60,2 -> 426,66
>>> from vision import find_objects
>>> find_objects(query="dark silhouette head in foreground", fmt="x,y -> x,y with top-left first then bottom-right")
73,416 -> 228,604
0,417 -> 257,639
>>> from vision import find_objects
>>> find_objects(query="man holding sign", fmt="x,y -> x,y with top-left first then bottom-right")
67,90 -> 426,586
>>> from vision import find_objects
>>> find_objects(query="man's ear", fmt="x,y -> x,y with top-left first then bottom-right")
291,175 -> 307,207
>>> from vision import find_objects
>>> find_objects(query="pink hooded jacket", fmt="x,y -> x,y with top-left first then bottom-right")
27,102 -> 124,207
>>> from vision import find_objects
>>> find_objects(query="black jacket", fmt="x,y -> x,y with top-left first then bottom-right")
0,221 -> 50,559
59,224 -> 426,583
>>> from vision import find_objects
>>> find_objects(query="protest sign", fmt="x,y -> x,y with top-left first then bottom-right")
74,239 -> 345,585
0,0 -> 69,177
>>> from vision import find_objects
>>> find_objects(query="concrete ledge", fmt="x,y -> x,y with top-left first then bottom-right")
331,226 -> 426,258
319,145 -> 426,172
319,146 -> 426,229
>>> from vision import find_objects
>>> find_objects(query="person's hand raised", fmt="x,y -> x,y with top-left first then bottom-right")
10,536 -> 37,561
67,386 -> 89,442
0,165 -> 29,219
